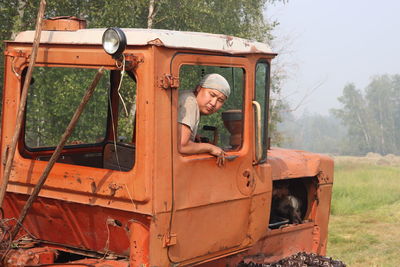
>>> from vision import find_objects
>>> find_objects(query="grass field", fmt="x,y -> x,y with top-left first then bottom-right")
327,156 -> 400,266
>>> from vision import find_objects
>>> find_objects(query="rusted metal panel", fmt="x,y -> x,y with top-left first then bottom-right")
42,16 -> 87,31
5,255 -> 129,267
168,199 -> 251,263
267,148 -> 334,182
4,247 -> 56,267
313,184 -> 333,255
2,194 -> 151,257
196,223 -> 316,266
129,221 -> 150,266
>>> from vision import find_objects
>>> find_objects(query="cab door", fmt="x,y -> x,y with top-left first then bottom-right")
168,54 -> 256,263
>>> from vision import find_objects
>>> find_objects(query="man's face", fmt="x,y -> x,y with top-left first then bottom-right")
196,87 -> 227,115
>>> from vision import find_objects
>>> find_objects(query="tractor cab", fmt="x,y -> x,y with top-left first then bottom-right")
0,17 -> 334,267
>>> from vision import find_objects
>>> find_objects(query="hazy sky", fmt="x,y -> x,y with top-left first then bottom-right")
266,0 -> 400,116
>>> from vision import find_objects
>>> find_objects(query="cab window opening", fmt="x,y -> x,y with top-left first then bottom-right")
255,61 -> 270,160
178,65 -> 245,153
21,66 -> 137,171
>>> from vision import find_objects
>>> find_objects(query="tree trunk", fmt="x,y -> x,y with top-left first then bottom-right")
147,0 -> 156,29
11,0 -> 28,40
378,96 -> 385,154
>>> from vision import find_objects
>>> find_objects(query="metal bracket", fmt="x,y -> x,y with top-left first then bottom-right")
4,50 -> 29,58
5,50 -> 30,77
317,170 -> 330,184
123,54 -> 143,70
159,74 -> 179,89
163,232 -> 177,247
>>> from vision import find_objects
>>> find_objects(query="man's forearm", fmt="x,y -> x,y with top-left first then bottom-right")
178,140 -> 216,155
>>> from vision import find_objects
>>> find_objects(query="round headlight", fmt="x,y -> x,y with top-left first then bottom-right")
102,27 -> 127,58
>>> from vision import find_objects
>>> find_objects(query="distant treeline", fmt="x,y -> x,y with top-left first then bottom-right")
278,112 -> 345,155
280,74 -> 400,156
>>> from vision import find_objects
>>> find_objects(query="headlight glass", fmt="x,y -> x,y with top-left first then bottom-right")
102,28 -> 127,58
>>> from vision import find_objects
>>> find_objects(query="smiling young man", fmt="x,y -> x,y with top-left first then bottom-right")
178,73 -> 230,166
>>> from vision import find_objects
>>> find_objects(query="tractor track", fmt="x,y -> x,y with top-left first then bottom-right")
238,252 -> 346,267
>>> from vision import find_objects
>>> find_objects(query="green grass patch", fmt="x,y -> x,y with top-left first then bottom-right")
328,158 -> 400,266
331,162 -> 400,215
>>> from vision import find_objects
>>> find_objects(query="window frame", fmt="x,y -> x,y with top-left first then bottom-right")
171,53 -> 250,160
19,64 -> 138,172
254,59 -> 271,162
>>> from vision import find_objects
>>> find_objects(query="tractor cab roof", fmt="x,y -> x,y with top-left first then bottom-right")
13,28 -> 274,55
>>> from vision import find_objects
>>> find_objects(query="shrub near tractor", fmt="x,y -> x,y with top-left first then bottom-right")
0,16 -> 335,266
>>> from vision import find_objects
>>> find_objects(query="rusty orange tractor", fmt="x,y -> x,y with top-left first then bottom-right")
0,16 -> 334,266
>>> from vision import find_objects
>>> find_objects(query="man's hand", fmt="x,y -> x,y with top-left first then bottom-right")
178,124 -> 226,167
209,146 -> 226,167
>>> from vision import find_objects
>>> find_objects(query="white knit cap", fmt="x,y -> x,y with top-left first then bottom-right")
199,73 -> 231,98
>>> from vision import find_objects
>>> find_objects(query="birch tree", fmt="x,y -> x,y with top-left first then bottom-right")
0,0 -> 287,141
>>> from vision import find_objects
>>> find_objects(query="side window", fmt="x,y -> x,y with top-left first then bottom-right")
179,65 -> 244,151
103,71 -> 137,172
23,67 -> 137,171
255,62 -> 270,160
25,67 -> 109,148
116,72 -> 137,143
